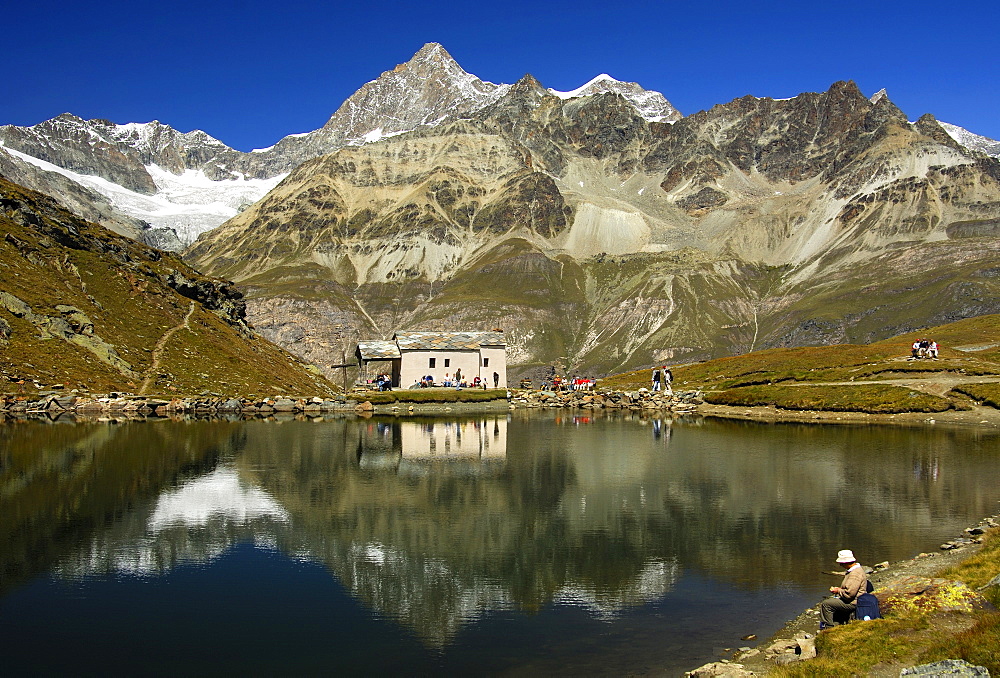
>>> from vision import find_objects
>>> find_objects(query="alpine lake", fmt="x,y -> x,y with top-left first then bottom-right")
2,410 -> 999,676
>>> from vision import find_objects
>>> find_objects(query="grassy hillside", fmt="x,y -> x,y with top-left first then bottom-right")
601,314 -> 1000,414
0,176 -> 337,397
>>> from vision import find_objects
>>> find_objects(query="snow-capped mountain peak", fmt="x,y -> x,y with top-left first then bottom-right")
317,42 -> 511,145
0,43 -> 685,246
939,121 -> 1000,158
549,74 -> 681,122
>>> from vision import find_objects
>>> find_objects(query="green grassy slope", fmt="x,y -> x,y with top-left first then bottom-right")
0,176 -> 337,397
601,314 -> 1000,413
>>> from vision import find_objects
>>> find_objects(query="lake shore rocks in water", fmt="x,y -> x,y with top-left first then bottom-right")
509,388 -> 703,411
0,388 -> 704,418
0,392 -> 362,417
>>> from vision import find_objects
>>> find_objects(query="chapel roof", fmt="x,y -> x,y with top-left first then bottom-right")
356,340 -> 401,360
393,331 -> 506,350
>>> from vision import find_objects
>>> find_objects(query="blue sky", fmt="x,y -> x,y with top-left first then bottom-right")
4,0 -> 998,151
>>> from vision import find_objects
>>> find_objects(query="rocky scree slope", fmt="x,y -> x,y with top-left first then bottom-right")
0,176 -> 335,396
185,78 -> 1000,378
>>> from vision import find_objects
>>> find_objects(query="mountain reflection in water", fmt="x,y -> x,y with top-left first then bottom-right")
2,414 -> 1000,673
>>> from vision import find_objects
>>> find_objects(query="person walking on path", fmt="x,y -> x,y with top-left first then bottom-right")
663,367 -> 673,394
819,549 -> 868,630
651,367 -> 662,392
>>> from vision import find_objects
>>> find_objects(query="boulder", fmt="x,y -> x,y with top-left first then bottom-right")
901,659 -> 990,676
684,661 -> 754,677
217,398 -> 243,412
272,398 -> 297,412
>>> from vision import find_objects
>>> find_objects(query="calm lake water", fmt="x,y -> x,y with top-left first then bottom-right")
2,412 -> 999,676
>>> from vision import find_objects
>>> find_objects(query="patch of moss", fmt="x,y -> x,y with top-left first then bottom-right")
951,383 -> 1000,409
704,384 -> 954,414
360,389 -> 507,404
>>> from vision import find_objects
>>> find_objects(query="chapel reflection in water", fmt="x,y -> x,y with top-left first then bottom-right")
358,417 -> 507,472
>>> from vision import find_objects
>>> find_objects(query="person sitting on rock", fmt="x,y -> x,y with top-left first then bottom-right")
911,340 -> 920,359
819,549 -> 868,630
928,340 -> 939,359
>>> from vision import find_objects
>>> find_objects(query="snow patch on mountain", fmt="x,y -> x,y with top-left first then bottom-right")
549,74 -> 624,99
940,121 -> 1000,158
549,74 -> 681,122
2,144 -> 284,244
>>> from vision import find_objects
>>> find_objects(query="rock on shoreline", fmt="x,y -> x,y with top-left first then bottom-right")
1,388 -> 705,418
0,393 -> 362,417
509,388 -> 703,411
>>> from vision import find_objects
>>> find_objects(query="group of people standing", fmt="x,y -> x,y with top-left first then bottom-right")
910,338 -> 940,359
651,366 -> 673,393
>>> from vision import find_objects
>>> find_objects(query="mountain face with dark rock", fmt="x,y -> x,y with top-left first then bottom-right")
186,73 -> 1000,379
5,43 -> 1000,381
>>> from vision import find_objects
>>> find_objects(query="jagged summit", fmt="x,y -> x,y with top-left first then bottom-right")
939,120 -> 1000,158
549,74 -> 682,122
317,42 -> 510,144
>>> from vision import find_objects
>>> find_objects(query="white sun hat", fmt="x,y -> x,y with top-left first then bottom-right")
836,549 -> 856,563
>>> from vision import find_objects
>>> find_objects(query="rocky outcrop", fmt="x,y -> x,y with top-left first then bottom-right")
164,270 -> 246,327
0,292 -> 138,378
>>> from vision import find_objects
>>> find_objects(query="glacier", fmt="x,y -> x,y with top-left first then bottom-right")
1,143 -> 286,245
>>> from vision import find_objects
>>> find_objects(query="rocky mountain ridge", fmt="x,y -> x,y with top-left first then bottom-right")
0,43 -> 682,246
5,44 -> 1000,380
186,76 -> 1000,378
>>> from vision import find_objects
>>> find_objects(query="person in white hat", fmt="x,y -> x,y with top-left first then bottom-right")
819,549 -> 868,629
